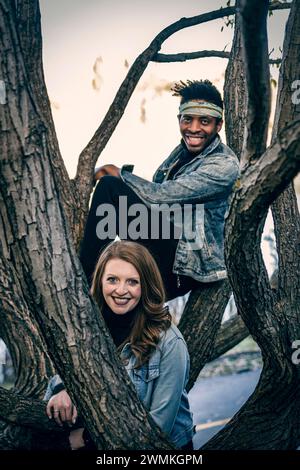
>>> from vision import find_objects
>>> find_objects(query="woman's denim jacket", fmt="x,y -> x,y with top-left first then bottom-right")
121,135 -> 239,283
44,324 -> 194,449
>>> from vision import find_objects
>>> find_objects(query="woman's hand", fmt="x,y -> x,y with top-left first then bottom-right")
69,427 -> 85,450
46,390 -> 78,427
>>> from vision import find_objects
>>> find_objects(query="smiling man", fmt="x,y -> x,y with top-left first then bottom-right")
80,80 -> 239,300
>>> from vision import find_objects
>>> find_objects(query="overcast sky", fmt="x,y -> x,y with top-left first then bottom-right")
39,0 -> 289,179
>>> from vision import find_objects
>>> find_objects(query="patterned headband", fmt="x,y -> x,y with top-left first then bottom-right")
179,100 -> 223,119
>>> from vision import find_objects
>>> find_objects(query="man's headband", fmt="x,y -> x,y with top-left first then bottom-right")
179,100 -> 223,119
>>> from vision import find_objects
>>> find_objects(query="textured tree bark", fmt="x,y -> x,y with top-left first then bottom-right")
0,0 -> 171,450
178,281 -> 231,392
240,0 -> 271,167
204,0 -> 300,450
223,0 -> 247,160
14,0 -> 77,241
0,0 -> 297,451
209,315 -> 249,363
270,0 -> 300,331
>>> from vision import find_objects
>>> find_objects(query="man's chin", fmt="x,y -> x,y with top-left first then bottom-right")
186,144 -> 204,154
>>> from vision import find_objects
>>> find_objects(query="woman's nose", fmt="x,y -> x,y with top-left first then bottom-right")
115,283 -> 128,295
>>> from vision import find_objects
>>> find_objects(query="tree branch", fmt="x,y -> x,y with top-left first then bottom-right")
153,50 -> 281,64
178,280 -> 231,391
240,0 -> 271,167
153,50 -> 230,62
225,119 -> 300,364
210,315 -> 249,362
0,387 -> 64,433
270,0 -> 300,321
223,0 -> 247,159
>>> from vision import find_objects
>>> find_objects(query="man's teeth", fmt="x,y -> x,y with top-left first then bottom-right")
187,135 -> 204,141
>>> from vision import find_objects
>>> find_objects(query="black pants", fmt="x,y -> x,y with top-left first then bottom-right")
79,176 -> 199,300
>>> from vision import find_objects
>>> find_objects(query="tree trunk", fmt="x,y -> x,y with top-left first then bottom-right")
204,0 -> 300,449
0,0 -> 171,450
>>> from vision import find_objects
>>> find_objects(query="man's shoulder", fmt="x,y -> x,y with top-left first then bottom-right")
215,141 -> 238,159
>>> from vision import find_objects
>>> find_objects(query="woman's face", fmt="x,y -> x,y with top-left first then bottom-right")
101,258 -> 142,315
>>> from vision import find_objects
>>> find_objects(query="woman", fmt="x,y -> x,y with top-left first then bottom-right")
45,241 -> 194,450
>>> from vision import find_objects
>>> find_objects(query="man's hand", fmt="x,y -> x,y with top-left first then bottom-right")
46,390 -> 78,427
94,164 -> 121,181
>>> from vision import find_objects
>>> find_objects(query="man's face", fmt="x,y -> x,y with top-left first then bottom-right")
179,113 -> 223,155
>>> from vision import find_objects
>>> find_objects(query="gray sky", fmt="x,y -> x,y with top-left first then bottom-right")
39,0 -> 289,178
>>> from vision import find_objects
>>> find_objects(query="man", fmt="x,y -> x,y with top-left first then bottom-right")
80,80 -> 239,300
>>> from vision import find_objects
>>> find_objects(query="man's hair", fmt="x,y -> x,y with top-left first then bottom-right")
172,79 -> 223,110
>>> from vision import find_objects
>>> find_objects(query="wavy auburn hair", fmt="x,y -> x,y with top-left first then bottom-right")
91,240 -> 172,367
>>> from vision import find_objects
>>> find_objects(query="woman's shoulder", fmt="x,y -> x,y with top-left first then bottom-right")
159,322 -> 186,346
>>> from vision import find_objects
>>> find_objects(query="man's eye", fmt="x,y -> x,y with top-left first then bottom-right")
201,119 -> 209,125
182,116 -> 191,123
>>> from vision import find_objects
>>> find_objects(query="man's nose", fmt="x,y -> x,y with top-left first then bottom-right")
189,117 -> 202,133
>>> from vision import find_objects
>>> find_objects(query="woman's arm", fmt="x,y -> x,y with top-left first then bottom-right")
149,336 -> 189,436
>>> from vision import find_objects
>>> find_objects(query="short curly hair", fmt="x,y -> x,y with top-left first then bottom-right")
172,79 -> 223,110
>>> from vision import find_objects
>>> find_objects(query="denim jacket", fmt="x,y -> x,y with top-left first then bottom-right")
44,324 -> 194,449
121,135 -> 239,283
121,323 -> 194,448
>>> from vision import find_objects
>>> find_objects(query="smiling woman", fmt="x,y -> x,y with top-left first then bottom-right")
45,240 -> 195,450
101,258 -> 142,315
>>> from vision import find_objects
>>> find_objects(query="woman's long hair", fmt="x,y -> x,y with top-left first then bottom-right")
91,241 -> 172,368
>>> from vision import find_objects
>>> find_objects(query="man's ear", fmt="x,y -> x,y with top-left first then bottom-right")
217,119 -> 223,133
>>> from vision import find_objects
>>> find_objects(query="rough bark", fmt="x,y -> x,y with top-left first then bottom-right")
178,280 -> 231,391
14,0 -> 77,241
270,0 -> 300,332
203,0 -> 300,450
210,315 -> 249,363
223,0 -> 247,160
0,0 -> 171,450
240,0 -> 271,167
0,0 -> 297,451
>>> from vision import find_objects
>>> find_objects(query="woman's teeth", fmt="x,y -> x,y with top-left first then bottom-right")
112,297 -> 130,305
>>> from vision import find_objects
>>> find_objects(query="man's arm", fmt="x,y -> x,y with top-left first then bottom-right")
121,155 -> 239,206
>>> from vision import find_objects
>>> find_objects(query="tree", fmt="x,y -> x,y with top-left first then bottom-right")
0,0 -> 299,450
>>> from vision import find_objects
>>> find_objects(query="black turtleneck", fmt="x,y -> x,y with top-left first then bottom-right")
101,304 -> 137,348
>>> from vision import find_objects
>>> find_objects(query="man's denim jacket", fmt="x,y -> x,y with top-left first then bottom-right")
121,135 -> 239,283
44,324 -> 194,449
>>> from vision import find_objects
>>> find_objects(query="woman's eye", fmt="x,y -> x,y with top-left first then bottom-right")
107,277 -> 117,283
127,279 -> 139,286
